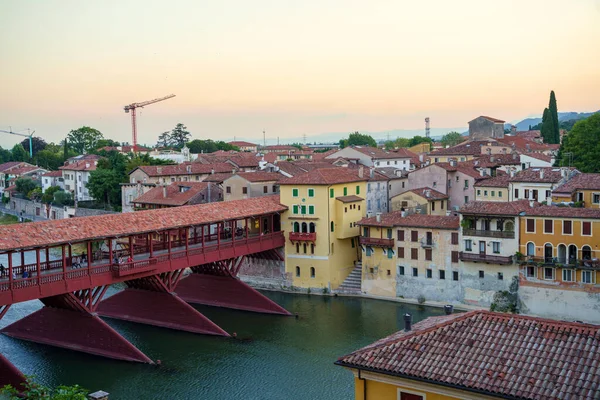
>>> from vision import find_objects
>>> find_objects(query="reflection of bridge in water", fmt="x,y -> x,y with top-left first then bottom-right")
0,196 -> 289,390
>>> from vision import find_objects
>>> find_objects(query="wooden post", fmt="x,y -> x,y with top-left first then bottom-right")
20,251 -> 25,270
128,236 -> 134,259
232,219 -> 236,246
68,244 -> 72,268
185,227 -> 189,255
108,239 -> 113,265
87,241 -> 93,269
201,225 -> 205,252
8,251 -> 13,287
217,223 -> 221,249
270,214 -> 274,235
149,233 -> 154,258
45,247 -> 50,270
194,226 -> 198,244
245,217 -> 249,241
62,245 -> 66,278
36,248 -> 41,281
167,232 -> 172,257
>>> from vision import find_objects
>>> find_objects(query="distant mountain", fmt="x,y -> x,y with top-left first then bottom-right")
508,111 -> 599,131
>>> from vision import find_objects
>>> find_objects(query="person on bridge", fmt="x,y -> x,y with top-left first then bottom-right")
81,252 -> 87,264
22,270 -> 29,279
113,255 -> 119,265
0,263 -> 5,278
127,255 -> 133,264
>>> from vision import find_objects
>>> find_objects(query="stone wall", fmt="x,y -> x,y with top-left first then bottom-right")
519,284 -> 600,324
238,249 -> 291,289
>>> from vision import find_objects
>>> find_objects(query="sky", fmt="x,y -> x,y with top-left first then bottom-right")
1,0 -> 599,147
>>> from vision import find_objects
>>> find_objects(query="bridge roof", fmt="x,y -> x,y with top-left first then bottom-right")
0,195 -> 286,252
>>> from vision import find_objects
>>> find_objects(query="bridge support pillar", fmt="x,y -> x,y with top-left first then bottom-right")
176,257 -> 291,315
0,354 -> 25,391
1,287 -> 153,364
97,272 -> 229,336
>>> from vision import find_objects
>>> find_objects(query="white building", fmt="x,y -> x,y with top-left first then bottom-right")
508,167 -> 578,203
59,159 -> 100,202
325,146 -> 416,170
41,170 -> 64,193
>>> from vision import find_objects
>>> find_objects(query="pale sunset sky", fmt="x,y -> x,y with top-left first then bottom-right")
0,0 -> 599,146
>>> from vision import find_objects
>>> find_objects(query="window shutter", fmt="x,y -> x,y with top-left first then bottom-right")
451,232 -> 458,245
451,251 -> 459,263
583,221 -> 592,235
397,230 -> 404,241
411,230 -> 418,242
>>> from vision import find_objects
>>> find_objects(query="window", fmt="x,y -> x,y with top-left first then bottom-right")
365,247 -> 372,256
425,249 -> 432,261
477,190 -> 481,196
593,193 -> 600,204
292,188 -> 299,197
431,201 -> 435,211
300,205 -> 307,214
399,266 -> 405,275
526,266 -> 536,278
563,220 -> 572,235
433,181 -> 437,188
387,228 -> 392,239
526,219 -> 535,233
411,230 -> 418,242
514,188 -> 519,199
303,243 -> 307,254
435,158 -> 439,162
582,221 -> 592,236
544,220 -> 553,234
464,180 -> 469,188
311,244 -> 315,254
226,186 -> 231,194
491,190 -> 495,197
498,191 -> 502,198
524,189 -> 530,200
293,205 -> 299,214
243,187 -> 248,194
464,196 -> 469,204
308,205 -> 315,215
263,186 -> 268,194
411,248 -> 418,260
439,270 -> 446,280
387,269 -> 391,276
329,188 -> 334,198
484,190 -> 488,196
402,182 -> 405,188
544,267 -> 554,280
343,187 -> 348,196
387,249 -> 393,259
582,270 -> 595,284
545,190 -> 551,199
310,267 -> 315,278
492,242 -> 500,254
397,230 -> 405,241
497,272 -> 503,280
451,232 -> 458,245
479,270 -> 484,279
452,271 -> 459,281
465,239 -> 472,251
356,185 -> 360,195
426,269 -> 432,278
441,200 -> 444,209
295,266 -> 300,277
330,221 -> 334,232
397,247 -> 405,258
412,267 -> 418,277
451,251 -> 459,263
308,188 -> 314,197
562,269 -> 574,282
273,185 -> 277,193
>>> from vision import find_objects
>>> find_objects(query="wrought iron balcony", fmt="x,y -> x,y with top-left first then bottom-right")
462,229 -> 515,239
459,252 -> 513,265
420,238 -> 434,248
359,236 -> 394,248
289,232 -> 316,242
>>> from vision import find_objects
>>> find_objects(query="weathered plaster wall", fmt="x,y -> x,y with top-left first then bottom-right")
519,284 -> 600,324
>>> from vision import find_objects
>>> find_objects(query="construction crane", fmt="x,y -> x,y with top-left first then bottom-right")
124,94 -> 175,152
0,128 -> 35,157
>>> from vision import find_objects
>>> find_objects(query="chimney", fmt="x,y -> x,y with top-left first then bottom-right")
162,185 -> 168,198
425,190 -> 431,198
540,169 -> 544,179
444,305 -> 454,315
502,148 -> 507,155
526,143 -> 531,152
561,167 -> 568,179
419,154 -> 424,162
157,167 -> 162,174
511,125 -> 517,134
369,167 -> 374,178
509,168 -> 515,178
403,313 -> 412,332
529,200 -> 534,208
486,148 -> 491,155
376,212 -> 382,222
358,165 -> 364,178
85,162 -> 90,169
232,168 -> 236,174
186,165 -> 191,173
211,169 -> 215,175
512,152 -> 518,160
490,155 -> 495,162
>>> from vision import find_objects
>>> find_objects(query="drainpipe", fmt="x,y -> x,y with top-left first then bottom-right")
357,369 -> 367,400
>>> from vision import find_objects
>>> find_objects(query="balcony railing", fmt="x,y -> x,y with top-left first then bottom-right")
359,237 -> 394,248
520,256 -> 600,269
459,252 -> 513,265
289,232 -> 316,242
462,229 -> 515,239
420,238 -> 434,248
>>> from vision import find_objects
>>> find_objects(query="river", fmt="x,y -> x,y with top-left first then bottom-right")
0,287 -> 446,399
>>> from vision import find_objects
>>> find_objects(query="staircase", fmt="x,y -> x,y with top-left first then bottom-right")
335,263 -> 362,294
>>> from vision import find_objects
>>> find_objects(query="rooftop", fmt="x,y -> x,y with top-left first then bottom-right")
279,167 -> 366,186
358,212 -> 459,230
42,170 -> 63,178
0,195 -> 286,252
552,173 -> 600,194
336,195 -> 363,203
133,182 -> 213,206
459,199 -> 535,216
346,146 -> 417,160
132,162 -> 234,177
408,187 -> 448,201
228,141 -> 257,147
474,174 -> 511,188
509,167 -> 576,183
471,115 -> 505,123
0,162 -> 30,173
227,172 -> 282,183
428,140 -> 492,157
59,160 -> 98,172
336,310 -> 600,400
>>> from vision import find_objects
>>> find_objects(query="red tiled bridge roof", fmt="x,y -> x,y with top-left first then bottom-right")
0,195 -> 287,252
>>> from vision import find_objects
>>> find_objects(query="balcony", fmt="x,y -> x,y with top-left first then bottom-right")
420,238 -> 434,248
520,256 -> 600,269
289,232 -> 316,242
459,252 -> 513,265
462,229 -> 515,239
359,237 -> 394,248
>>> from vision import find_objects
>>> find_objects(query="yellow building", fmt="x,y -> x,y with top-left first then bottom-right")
336,310 -> 599,400
551,172 -> 600,208
474,174 -> 509,202
390,187 -> 449,215
279,167 -> 367,291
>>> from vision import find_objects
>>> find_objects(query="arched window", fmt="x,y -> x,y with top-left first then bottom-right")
331,242 -> 334,254
310,267 -> 315,278
568,245 -> 577,263
293,222 -> 300,233
558,244 -> 567,264
544,243 -> 553,263
301,222 -> 308,233
296,243 -> 300,253
526,242 -> 535,256
309,222 -> 315,233
582,245 -> 592,260
295,266 -> 300,277
303,243 -> 307,254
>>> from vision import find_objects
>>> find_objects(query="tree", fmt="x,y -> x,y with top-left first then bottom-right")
339,132 -> 377,148
157,131 -> 172,148
187,139 -> 218,154
554,113 -> 600,172
94,138 -> 120,149
28,187 -> 42,201
14,177 -> 38,196
541,108 -> 556,145
86,169 -> 122,208
549,90 -> 560,144
20,137 -> 47,156
63,138 -> 69,160
53,190 -> 73,206
407,136 -> 433,147
42,186 -> 62,203
67,126 -> 104,154
11,144 -> 28,162
169,123 -> 191,147
125,153 -> 173,174
0,146 -> 12,163
440,131 -> 464,147
2,376 -> 88,400
34,149 -> 64,170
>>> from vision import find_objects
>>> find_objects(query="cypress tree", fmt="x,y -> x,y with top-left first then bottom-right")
63,138 -> 68,160
549,90 -> 560,143
541,108 -> 553,144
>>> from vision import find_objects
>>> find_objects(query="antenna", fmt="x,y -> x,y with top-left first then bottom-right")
302,133 -> 307,144
386,132 -> 390,142
425,117 -> 430,138
263,130 -> 266,148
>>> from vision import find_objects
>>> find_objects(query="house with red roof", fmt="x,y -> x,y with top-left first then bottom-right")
325,146 -> 417,171
227,141 -> 258,152
468,115 -> 505,139
222,172 -> 282,201
132,181 -> 222,210
0,162 -> 47,196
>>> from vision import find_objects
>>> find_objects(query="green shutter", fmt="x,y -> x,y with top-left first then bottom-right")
331,221 -> 334,232
329,188 -> 334,198
343,187 -> 348,196
351,238 -> 355,248
292,205 -> 298,214
356,185 -> 360,195
308,205 -> 315,215
292,188 -> 299,197
308,188 -> 314,197
301,205 -> 307,214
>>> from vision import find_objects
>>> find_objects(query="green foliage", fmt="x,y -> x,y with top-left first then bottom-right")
53,190 -> 73,207
86,169 -> 122,209
157,131 -> 172,148
15,177 -> 38,196
126,153 -> 173,174
11,144 -> 29,162
28,187 -> 42,201
339,132 -> 377,148
67,126 -> 104,154
20,137 -> 47,156
34,142 -> 76,170
417,294 -> 426,304
555,114 -> 600,172
1,376 -> 88,400
407,135 -> 432,147
187,139 -> 238,154
490,277 -> 520,313
549,90 -> 560,144
94,138 -> 120,149
0,146 -> 13,163
41,186 -> 62,204
440,131 -> 463,147
290,143 -> 303,150
170,123 -> 191,148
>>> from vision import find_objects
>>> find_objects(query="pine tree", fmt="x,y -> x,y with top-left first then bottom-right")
549,90 -> 560,144
541,108 -> 554,144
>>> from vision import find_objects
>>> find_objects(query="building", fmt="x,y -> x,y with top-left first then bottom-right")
98,145 -> 151,154
517,204 -> 600,323
336,310 -> 600,400
458,200 -> 531,306
390,187 -> 449,215
279,167 -> 367,291
275,151 -> 313,161
41,170 -> 64,193
365,168 -> 405,215
551,172 -> 600,207
147,145 -> 196,163
358,213 -> 459,299
520,152 -> 554,168
468,115 -> 505,139
222,172 -> 281,201
132,181 -> 222,210
59,158 -> 100,202
121,182 -> 156,213
325,146 -> 416,170
508,167 -> 578,203
262,145 -> 299,154
474,174 -> 510,202
128,162 -> 234,184
0,162 -> 47,195
228,141 -> 258,152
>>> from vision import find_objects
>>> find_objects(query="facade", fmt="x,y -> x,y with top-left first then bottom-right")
390,187 -> 448,215
59,159 -> 100,202
428,140 -> 490,164
121,182 -> 156,213
222,172 -> 281,201
0,162 -> 47,195
359,213 -> 460,300
279,167 -> 367,291
551,172 -> 600,207
365,168 -> 405,215
336,310 -> 600,400
520,153 -> 554,168
132,181 -> 222,210
474,174 -> 509,202
128,162 -> 234,184
262,145 -> 298,154
468,115 -> 505,139
41,170 -> 64,193
509,167 -> 578,203
227,141 -> 258,152
325,146 -> 416,170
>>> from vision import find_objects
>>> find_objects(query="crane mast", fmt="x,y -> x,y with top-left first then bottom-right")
0,128 -> 35,157
124,94 -> 175,152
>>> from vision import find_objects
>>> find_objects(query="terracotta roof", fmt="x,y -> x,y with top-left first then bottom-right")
4,166 -> 43,175
432,162 -> 486,180
42,170 -> 63,178
358,212 -> 459,229
521,204 -> 600,219
0,195 -> 286,252
311,149 -> 338,160
293,161 -> 342,172
477,115 -> 505,123
350,146 -> 416,160
509,167 -> 576,183
227,154 -> 260,168
228,141 -> 257,147
515,130 -> 542,139
202,173 -> 234,183
408,187 -> 448,200
470,154 -> 521,167
279,167 -> 366,186
370,167 -> 406,181
553,173 -> 600,194
264,145 -> 298,151
522,152 -> 553,163
496,136 -> 555,153
429,140 -> 491,156
133,182 -> 213,206
474,174 -> 511,188
133,162 -> 234,177
336,310 -> 600,400
66,154 -> 102,163
230,172 -> 282,183
59,160 -> 98,172
459,199 -> 536,216
336,195 -> 363,203
0,162 -> 28,173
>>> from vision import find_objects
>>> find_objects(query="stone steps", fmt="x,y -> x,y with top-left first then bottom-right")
335,264 -> 363,294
